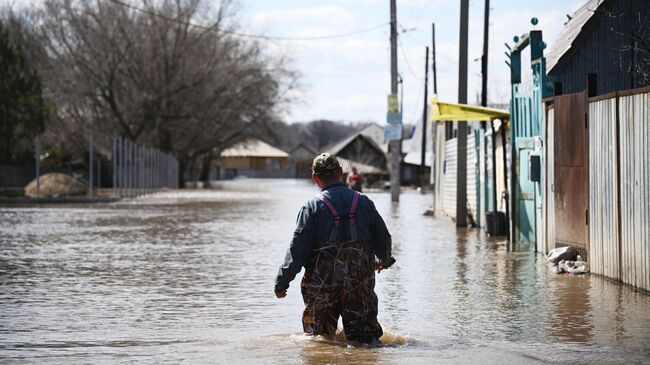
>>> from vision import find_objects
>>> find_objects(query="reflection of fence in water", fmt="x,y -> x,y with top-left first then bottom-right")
112,137 -> 179,197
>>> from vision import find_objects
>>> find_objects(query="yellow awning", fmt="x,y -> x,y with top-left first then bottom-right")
430,97 -> 509,122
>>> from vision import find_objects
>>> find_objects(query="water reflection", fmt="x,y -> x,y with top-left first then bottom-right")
299,337 -> 380,365
548,274 -> 593,342
1,179 -> 649,364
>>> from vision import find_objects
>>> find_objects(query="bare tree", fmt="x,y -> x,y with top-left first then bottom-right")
33,0 -> 297,183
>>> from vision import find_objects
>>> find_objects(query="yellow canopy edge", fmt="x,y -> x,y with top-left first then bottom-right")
430,97 -> 509,122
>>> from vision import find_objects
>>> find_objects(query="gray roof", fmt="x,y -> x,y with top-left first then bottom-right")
546,0 -> 604,72
324,132 -> 386,158
337,156 -> 387,175
289,142 -> 316,155
220,139 -> 289,158
324,123 -> 387,156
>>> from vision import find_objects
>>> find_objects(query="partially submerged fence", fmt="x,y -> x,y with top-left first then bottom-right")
440,134 -> 479,220
112,137 -> 179,197
589,88 -> 649,292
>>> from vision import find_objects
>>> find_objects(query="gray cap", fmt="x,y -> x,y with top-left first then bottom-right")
311,153 -> 340,176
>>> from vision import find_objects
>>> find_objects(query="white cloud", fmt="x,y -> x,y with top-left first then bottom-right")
251,6 -> 356,26
337,0 -> 449,6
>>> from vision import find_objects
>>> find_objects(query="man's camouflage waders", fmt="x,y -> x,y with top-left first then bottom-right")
300,191 -> 383,342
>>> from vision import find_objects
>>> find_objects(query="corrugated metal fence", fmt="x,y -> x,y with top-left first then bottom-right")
589,97 -> 619,281
443,139 -> 457,217
442,134 -> 478,220
467,134 -> 477,218
588,89 -> 649,291
112,137 -> 179,197
619,92 -> 649,291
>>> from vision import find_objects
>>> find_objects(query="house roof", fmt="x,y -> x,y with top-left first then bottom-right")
323,123 -> 388,154
546,0 -> 603,72
219,139 -> 289,158
356,123 -> 387,152
289,142 -> 316,155
324,130 -> 386,157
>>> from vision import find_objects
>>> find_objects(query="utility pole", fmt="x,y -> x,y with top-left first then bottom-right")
456,0 -> 469,227
389,0 -> 401,202
431,23 -> 439,215
481,0 -> 490,109
432,24 -> 438,95
420,47 -> 429,188
482,0 -> 495,234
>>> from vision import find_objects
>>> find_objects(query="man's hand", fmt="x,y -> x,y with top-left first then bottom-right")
376,257 -> 396,273
275,289 -> 287,298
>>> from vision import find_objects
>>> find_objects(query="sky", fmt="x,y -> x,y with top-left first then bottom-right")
237,0 -> 587,124
3,0 -> 588,125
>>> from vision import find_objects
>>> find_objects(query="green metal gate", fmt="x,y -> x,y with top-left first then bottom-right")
507,22 -> 552,245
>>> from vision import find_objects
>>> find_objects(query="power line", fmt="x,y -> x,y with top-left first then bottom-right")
397,37 -> 422,80
402,30 -> 458,66
106,0 -> 388,41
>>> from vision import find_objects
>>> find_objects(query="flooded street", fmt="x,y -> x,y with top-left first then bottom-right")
1,179 -> 649,364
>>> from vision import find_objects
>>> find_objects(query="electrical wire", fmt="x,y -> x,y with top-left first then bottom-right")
106,0 -> 388,41
406,80 -> 423,126
402,30 -> 457,64
397,37 -> 423,80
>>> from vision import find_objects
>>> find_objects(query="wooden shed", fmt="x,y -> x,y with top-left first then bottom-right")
214,139 -> 289,179
288,143 -> 316,179
325,133 -> 388,176
547,0 -> 650,95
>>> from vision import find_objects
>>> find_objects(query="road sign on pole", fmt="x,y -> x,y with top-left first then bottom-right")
388,93 -> 399,113
386,111 -> 402,124
384,124 -> 403,141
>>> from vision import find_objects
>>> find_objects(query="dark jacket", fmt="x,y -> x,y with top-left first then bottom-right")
275,182 -> 392,292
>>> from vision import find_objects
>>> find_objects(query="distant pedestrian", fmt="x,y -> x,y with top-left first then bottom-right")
347,166 -> 363,192
274,153 -> 395,344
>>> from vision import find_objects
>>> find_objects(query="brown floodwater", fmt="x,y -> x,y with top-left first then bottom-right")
1,179 -> 649,364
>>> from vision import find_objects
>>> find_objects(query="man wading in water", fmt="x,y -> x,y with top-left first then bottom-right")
274,153 -> 395,344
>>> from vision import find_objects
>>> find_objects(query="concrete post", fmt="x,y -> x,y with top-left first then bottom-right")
35,135 -> 41,198
112,138 -> 117,197
88,135 -> 94,198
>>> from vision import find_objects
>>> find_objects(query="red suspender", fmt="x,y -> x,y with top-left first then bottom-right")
349,191 -> 359,241
316,193 -> 340,228
349,191 -> 359,226
315,191 -> 360,241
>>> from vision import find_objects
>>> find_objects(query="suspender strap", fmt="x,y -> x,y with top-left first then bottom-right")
349,191 -> 359,241
316,193 -> 340,241
316,191 -> 361,242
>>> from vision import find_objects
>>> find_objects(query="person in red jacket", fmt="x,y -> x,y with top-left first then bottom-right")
347,166 -> 363,192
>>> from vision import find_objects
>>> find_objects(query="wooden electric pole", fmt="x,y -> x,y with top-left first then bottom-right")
481,0 -> 490,109
432,24 -> 438,95
431,23 -> 439,215
456,0 -> 469,227
420,47 -> 429,188
482,0 -> 497,234
389,0 -> 401,202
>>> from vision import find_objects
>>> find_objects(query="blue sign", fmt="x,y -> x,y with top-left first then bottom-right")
387,112 -> 402,124
384,124 -> 402,141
